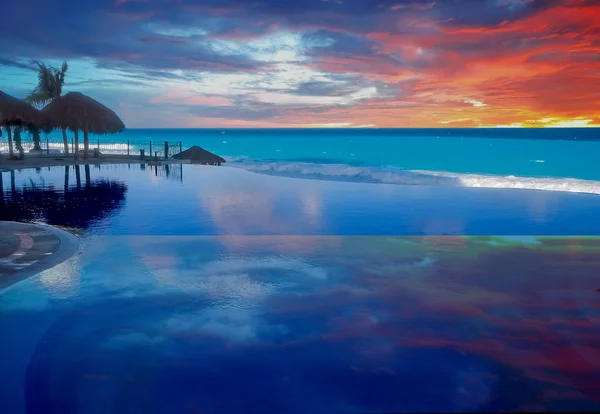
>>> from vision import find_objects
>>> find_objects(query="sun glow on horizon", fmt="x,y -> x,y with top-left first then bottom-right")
490,118 -> 598,128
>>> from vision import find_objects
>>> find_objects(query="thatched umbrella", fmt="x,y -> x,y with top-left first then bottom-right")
0,90 -> 43,159
42,92 -> 125,160
173,145 -> 226,166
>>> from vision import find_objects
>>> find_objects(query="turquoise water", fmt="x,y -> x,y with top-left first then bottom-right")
42,128 -> 600,193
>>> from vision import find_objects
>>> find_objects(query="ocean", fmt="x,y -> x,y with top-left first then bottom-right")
47,128 -> 600,194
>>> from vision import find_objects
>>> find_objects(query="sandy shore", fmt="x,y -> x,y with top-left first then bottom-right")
0,154 -> 189,170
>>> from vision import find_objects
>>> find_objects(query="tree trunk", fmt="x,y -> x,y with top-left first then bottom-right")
85,164 -> 91,187
6,126 -> 14,159
14,127 -> 24,159
75,165 -> 81,189
32,128 -> 42,151
74,130 -> 79,161
64,165 -> 69,193
62,127 -> 69,155
83,128 -> 89,159
10,170 -> 16,195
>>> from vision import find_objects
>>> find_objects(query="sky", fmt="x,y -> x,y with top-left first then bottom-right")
0,0 -> 599,128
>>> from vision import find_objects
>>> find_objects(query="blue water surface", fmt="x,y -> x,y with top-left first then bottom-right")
1,164 -> 600,235
1,164 -> 600,413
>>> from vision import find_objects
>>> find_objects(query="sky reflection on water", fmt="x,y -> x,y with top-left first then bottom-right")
1,235 -> 599,413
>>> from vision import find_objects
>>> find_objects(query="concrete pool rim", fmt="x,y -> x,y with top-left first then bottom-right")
0,221 -> 80,290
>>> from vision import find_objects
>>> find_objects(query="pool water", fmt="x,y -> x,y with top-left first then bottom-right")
2,163 -> 600,236
1,164 -> 600,413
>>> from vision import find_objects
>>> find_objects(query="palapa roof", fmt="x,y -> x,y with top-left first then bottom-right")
41,92 -> 125,134
173,145 -> 226,164
0,90 -> 44,127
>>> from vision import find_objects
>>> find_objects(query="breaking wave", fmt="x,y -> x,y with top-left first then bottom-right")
225,157 -> 600,195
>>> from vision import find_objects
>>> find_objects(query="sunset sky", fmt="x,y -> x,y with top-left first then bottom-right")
0,0 -> 599,128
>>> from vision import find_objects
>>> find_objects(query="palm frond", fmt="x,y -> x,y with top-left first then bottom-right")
25,90 -> 51,107
25,60 -> 69,106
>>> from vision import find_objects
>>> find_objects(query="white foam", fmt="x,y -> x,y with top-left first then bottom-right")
225,158 -> 600,195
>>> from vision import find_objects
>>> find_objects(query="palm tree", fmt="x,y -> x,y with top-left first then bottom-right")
26,61 -> 69,154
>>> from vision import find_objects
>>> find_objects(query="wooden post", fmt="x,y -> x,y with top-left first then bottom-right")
85,164 -> 91,187
10,170 -> 15,194
6,127 -> 13,159
63,165 -> 68,193
154,151 -> 158,161
179,141 -> 182,154
97,138 -> 100,151
149,141 -> 152,158
74,130 -> 80,160
83,129 -> 89,159
46,137 -> 50,154
75,165 -> 81,188
127,140 -> 130,156
140,149 -> 145,160
164,141 -> 169,160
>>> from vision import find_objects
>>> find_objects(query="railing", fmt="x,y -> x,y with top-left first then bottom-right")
0,136 -> 184,159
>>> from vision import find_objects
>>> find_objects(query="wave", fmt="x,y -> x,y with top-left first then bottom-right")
225,157 -> 600,195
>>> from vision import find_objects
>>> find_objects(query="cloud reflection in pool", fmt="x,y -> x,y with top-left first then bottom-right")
1,235 -> 599,413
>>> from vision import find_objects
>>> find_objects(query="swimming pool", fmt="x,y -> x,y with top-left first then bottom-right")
1,164 -> 599,413
2,163 -> 600,236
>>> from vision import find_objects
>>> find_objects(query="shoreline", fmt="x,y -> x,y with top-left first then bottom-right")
0,154 -> 189,170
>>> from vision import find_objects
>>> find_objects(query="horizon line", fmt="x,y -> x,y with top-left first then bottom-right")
121,126 -> 600,130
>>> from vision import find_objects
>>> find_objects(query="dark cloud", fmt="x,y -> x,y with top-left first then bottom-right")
181,93 -> 345,120
289,73 -> 416,100
0,0 -> 569,83
67,78 -> 147,87
426,0 -> 554,27
0,58 -> 36,71
0,0 -> 266,77
290,81 -> 355,97
1,0 -> 595,127
302,30 -> 383,56
184,101 -> 284,120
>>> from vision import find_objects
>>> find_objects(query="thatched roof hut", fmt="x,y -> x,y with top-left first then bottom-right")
42,92 -> 125,159
0,90 -> 44,158
172,145 -> 226,165
0,90 -> 42,126
42,92 -> 125,133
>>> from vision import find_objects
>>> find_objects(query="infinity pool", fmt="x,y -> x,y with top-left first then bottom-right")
2,163 -> 600,236
1,164 -> 599,413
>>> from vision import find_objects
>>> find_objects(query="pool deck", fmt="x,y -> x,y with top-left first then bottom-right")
0,221 -> 80,289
